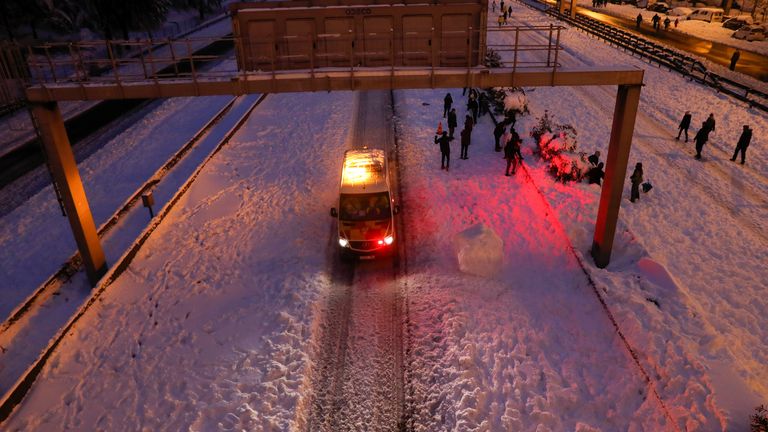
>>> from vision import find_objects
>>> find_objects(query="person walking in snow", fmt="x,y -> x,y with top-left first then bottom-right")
468,97 -> 479,124
508,5 -> 512,16
479,92 -> 489,117
435,131 -> 452,170
443,92 -> 453,118
694,122 -> 711,160
636,13 -> 643,30
629,162 -> 643,202
503,10 -> 508,24
663,17 -> 671,30
492,0 -> 497,12
493,122 -> 506,152
460,127 -> 471,159
501,127 -> 512,159
730,125 -> 752,165
464,114 -> 474,135
652,14 -> 661,30
674,18 -> 679,28
729,50 -> 741,71
447,108 -> 458,138
504,130 -> 523,176
702,113 -> 716,134
501,0 -> 505,12
498,14 -> 504,27
676,110 -> 692,142
588,150 -> 601,167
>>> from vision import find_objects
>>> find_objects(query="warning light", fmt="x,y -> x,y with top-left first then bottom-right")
341,149 -> 385,187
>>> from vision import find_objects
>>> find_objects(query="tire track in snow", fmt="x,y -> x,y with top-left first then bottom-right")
307,91 -> 407,431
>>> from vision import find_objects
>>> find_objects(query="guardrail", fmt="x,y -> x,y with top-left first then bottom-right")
524,0 -> 768,112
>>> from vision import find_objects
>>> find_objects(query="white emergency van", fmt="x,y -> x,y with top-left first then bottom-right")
330,148 -> 399,257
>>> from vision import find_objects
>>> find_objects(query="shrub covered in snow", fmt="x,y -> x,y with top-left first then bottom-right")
486,87 -> 529,124
483,49 -> 529,125
752,405 -> 768,432
530,110 -> 588,183
485,48 -> 503,68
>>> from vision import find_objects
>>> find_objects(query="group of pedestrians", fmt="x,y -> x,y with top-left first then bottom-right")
636,13 -> 678,31
437,91 -> 481,170
436,90 -> 522,175
676,111 -> 753,164
497,6 -> 514,26
591,0 -> 609,8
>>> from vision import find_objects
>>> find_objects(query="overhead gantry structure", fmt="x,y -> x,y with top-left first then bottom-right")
12,0 -> 643,285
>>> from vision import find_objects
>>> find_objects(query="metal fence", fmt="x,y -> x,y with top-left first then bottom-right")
22,26 -> 564,90
0,43 -> 30,116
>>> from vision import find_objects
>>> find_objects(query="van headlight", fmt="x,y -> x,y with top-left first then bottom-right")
339,238 -> 349,247
384,236 -> 394,245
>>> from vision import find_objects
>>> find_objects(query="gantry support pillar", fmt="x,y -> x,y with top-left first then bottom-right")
557,0 -> 577,18
591,84 -> 641,268
32,102 -> 107,286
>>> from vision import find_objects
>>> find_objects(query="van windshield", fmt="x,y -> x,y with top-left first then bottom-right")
339,192 -> 391,221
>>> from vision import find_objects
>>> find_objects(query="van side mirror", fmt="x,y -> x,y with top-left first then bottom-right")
330,208 -> 338,217
393,205 -> 400,215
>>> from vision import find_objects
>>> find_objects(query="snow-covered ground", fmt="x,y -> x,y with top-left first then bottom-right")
575,0 -> 768,55
2,2 -> 767,431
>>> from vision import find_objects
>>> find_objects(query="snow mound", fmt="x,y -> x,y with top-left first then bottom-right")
637,257 -> 679,292
453,224 -> 504,277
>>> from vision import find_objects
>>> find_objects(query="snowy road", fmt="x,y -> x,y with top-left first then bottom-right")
306,91 -> 406,431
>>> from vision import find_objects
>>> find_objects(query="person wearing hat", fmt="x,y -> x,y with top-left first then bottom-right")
630,162 -> 643,202
730,125 -> 752,165
676,111 -> 692,142
434,130 -> 453,170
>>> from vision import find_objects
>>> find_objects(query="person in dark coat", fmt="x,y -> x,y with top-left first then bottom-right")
676,111 -> 692,142
630,162 -> 643,202
435,131 -> 452,170
464,114 -> 474,134
651,14 -> 660,30
730,125 -> 752,164
702,113 -> 716,133
729,50 -> 740,71
504,130 -> 523,176
663,17 -> 671,30
447,108 -> 458,137
588,150 -> 601,166
478,92 -> 489,117
468,97 -> 479,124
636,13 -> 643,29
443,93 -> 453,118
460,127 -> 471,159
493,122 -> 506,152
587,162 -> 605,185
694,122 -> 711,160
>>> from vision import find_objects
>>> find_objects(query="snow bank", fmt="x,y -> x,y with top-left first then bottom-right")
453,224 -> 504,278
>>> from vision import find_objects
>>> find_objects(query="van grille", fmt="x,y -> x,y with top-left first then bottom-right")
350,241 -> 375,250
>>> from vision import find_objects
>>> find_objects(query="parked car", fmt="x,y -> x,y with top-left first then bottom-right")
686,8 -> 725,23
647,2 -> 671,12
669,7 -> 693,16
732,24 -> 767,41
722,17 -> 753,30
